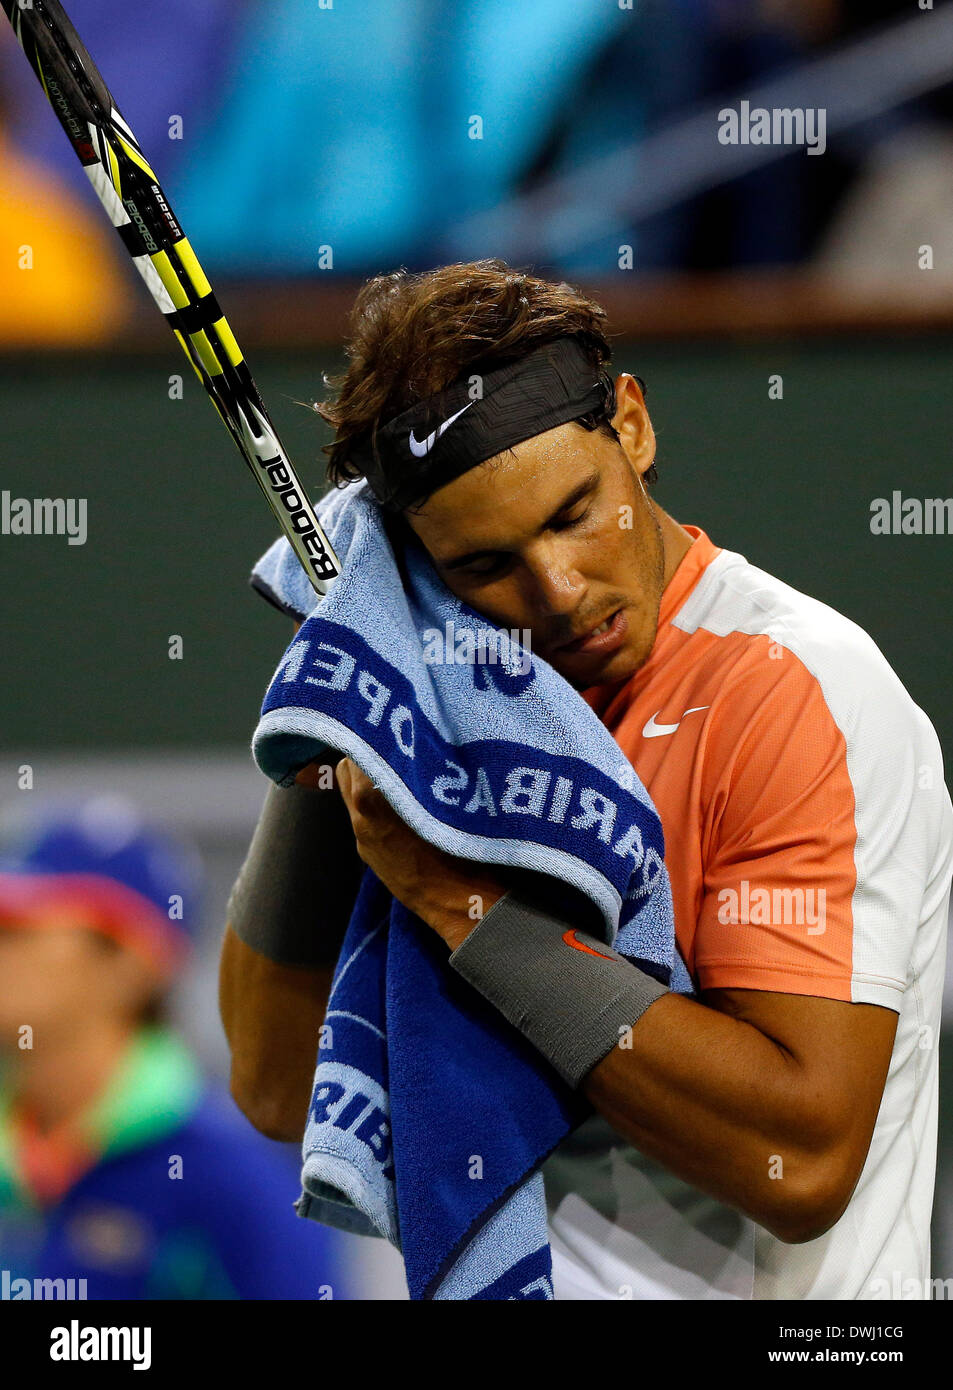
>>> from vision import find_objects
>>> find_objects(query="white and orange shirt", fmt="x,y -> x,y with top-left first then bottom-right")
543,525 -> 953,1300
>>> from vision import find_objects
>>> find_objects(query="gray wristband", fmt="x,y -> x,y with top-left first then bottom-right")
227,779 -> 366,968
448,886 -> 669,1089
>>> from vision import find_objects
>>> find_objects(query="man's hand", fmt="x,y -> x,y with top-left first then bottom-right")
297,757 -> 506,950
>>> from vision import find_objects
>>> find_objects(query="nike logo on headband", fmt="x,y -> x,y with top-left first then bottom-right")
408,401 -> 475,457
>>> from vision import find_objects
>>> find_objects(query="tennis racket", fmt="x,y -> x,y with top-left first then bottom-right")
2,0 -> 341,595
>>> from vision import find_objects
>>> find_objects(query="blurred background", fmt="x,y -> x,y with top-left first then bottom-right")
0,0 -> 951,1298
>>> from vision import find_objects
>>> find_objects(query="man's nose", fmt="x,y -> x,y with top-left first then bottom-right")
523,547 -> 587,619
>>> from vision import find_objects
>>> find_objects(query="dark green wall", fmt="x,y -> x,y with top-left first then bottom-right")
1,337 -> 951,763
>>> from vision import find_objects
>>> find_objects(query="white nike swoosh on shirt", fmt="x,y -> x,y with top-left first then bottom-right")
642,707 -> 709,739
408,401 -> 475,457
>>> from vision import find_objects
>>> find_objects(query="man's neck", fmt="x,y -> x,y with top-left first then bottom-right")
6,1018 -> 136,1136
657,505 -> 696,590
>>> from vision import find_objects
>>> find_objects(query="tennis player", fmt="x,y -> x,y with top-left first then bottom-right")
220,260 -> 953,1300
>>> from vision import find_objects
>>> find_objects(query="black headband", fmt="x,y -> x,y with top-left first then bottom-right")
345,336 -> 613,513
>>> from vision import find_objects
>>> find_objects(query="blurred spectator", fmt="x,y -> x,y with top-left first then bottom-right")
0,797 -> 351,1299
806,0 -> 953,281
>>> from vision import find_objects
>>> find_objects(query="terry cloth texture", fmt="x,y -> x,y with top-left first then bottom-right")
250,479 -> 692,1300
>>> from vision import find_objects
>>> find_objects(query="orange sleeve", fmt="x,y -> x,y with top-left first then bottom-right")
693,649 -> 858,999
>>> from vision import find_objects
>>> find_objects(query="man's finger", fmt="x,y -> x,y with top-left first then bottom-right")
335,756 -> 353,801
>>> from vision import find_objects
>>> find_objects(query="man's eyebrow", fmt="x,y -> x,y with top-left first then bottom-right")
440,470 -> 600,571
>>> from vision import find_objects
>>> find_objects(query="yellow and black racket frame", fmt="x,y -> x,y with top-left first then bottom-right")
2,0 -> 342,594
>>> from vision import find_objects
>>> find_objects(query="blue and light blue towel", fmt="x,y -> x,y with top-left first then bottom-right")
251,480 -> 690,1299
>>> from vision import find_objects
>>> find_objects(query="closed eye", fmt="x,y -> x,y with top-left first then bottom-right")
460,505 -> 592,579
461,554 -> 510,579
557,504 -> 591,531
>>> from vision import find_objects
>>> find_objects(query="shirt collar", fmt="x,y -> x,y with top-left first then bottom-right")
655,525 -> 721,632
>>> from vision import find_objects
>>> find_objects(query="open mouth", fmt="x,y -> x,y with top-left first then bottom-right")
556,607 -> 626,655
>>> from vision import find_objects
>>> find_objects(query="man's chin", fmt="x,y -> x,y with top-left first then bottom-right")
553,643 -> 644,691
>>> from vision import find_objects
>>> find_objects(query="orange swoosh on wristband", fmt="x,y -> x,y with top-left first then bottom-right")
561,929 -> 619,961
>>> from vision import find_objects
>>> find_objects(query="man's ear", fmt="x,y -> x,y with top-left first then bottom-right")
611,374 -> 656,482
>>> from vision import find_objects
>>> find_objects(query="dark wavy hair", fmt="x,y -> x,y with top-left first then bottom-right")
309,259 -> 654,505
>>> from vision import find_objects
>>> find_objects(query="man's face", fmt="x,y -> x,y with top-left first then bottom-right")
402,375 -> 665,690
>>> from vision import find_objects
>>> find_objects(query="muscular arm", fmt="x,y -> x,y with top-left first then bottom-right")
220,930 -> 333,1142
222,624 -> 898,1236
436,876 -> 898,1245
323,746 -> 901,1246
220,620 -> 364,1142
581,986 -> 897,1244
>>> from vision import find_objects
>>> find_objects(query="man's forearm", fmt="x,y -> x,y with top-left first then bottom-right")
580,991 -> 836,1242
442,886 -> 848,1244
325,756 -> 890,1247
220,778 -> 366,1141
220,925 -> 332,1142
